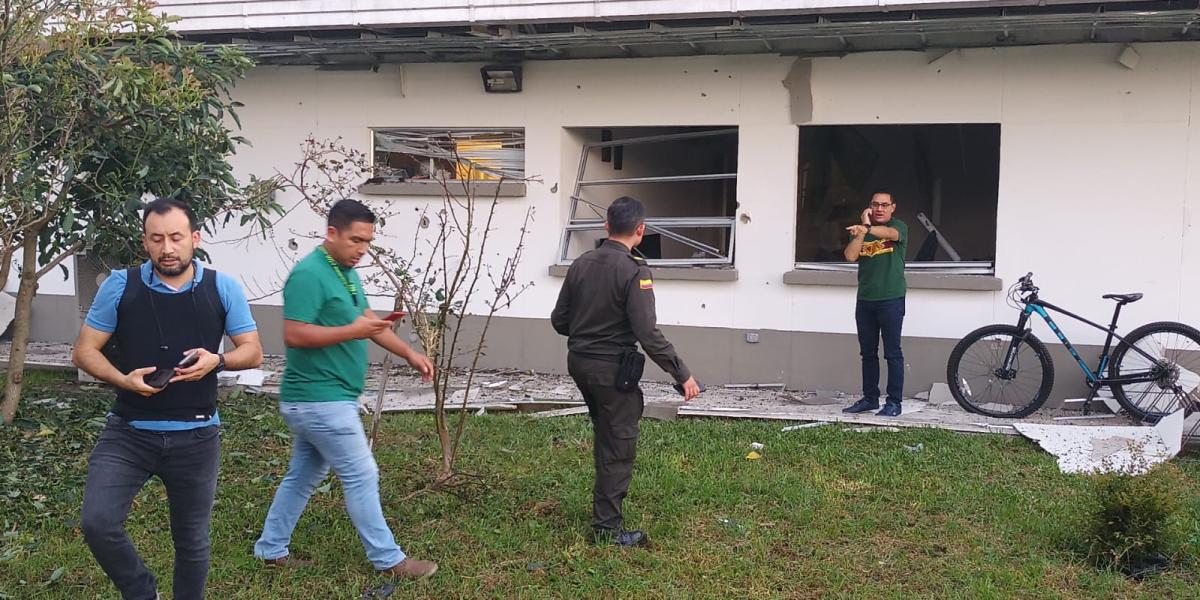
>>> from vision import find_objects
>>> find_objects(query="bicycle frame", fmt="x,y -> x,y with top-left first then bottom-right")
1004,293 -> 1165,386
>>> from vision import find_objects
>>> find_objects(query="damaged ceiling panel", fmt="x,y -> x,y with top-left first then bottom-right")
174,2 -> 1200,64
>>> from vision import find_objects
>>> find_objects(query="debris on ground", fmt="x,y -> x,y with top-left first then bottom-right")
926,382 -> 957,406
8,343 -> 1181,439
717,517 -> 744,534
781,422 -> 830,432
724,382 -> 785,390
1012,410 -> 1185,474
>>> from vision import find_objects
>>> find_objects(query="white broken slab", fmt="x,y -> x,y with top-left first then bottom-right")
0,292 -> 14,333
449,387 -> 483,404
927,382 -> 957,406
1177,365 -> 1200,395
781,421 -> 831,432
235,368 -> 268,387
1012,409 -> 1184,474
531,406 -> 590,419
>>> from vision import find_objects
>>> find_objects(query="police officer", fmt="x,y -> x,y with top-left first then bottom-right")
551,195 -> 701,548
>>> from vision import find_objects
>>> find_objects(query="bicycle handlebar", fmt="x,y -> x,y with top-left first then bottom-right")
1017,272 -> 1038,294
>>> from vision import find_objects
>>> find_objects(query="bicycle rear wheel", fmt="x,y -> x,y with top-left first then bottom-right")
1109,321 -> 1200,423
946,324 -> 1055,418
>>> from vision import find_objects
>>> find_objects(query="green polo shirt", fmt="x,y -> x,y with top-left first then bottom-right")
857,218 -> 908,301
279,248 -> 368,402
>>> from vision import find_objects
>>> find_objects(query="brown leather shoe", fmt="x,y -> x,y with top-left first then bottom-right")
263,555 -> 310,568
378,557 -> 438,579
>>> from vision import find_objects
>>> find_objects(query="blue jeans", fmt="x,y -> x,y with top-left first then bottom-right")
856,297 -> 906,404
253,401 -> 406,569
81,414 -> 220,600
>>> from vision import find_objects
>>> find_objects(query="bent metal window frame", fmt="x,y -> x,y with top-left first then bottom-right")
557,128 -> 737,267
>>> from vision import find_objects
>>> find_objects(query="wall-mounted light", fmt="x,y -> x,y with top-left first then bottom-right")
480,64 -> 522,93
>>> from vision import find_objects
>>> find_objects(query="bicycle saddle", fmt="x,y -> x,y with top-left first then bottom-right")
1102,293 -> 1143,304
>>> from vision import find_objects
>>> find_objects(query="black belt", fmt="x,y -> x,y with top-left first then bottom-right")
570,350 -> 630,363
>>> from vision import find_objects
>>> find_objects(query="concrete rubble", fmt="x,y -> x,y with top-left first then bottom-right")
7,343 -> 1195,445
1012,410 -> 1186,474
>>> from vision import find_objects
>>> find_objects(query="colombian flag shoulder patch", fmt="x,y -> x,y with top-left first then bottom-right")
639,279 -> 654,290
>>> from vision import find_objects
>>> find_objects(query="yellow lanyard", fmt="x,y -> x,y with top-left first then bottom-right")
318,246 -> 359,306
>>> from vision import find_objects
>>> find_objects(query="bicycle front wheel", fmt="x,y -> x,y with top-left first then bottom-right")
946,324 -> 1055,418
1109,321 -> 1200,423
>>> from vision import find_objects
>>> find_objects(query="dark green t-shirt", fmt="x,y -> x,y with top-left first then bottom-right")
279,248 -> 368,402
856,218 -> 908,301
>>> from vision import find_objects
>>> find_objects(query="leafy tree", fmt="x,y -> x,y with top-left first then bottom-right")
0,0 -> 280,424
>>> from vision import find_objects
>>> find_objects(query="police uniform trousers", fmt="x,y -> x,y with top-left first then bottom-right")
567,352 -> 644,533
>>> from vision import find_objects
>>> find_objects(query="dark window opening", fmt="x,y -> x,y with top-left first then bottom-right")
560,126 -> 738,266
796,124 -> 1000,273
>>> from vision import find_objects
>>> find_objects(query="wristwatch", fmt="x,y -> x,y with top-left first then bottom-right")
215,353 -> 226,373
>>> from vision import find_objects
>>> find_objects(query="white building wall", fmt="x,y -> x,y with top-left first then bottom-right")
204,42 -> 1199,348
809,43 -> 1199,344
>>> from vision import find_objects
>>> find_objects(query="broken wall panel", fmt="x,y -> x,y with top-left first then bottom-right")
560,126 -> 738,265
372,128 -> 525,182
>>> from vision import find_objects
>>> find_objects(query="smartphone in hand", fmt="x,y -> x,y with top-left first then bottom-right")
145,351 -> 200,388
382,311 -> 407,322
177,351 -> 200,369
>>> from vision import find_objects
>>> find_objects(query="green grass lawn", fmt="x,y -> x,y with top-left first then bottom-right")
3,370 -> 1199,599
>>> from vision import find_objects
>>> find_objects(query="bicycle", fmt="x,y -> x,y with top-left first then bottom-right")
945,272 -> 1200,421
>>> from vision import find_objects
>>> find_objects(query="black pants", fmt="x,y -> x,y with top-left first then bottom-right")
81,414 -> 220,600
567,353 -> 644,533
855,297 -> 906,404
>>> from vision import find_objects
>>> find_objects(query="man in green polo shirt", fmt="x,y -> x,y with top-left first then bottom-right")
841,191 -> 908,417
254,199 -> 438,579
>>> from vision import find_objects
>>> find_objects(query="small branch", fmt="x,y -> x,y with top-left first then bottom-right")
34,240 -> 81,279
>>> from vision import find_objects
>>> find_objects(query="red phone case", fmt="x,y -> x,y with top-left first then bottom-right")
383,311 -> 407,322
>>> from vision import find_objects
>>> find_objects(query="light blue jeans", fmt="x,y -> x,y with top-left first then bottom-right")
253,401 -> 406,569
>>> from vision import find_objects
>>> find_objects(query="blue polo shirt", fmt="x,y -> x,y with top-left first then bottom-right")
85,260 -> 257,431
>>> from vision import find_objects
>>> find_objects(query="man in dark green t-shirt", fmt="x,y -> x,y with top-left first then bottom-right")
254,199 -> 439,580
841,191 -> 908,417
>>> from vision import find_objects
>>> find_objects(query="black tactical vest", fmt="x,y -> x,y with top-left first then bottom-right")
110,267 -> 226,422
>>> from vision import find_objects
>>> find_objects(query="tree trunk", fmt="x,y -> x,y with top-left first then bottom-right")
434,382 -> 453,482
367,296 -> 404,450
366,353 -> 393,451
1,233 -> 39,425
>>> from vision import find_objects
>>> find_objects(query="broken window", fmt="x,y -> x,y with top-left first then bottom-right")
370,128 -> 525,182
558,127 -> 738,267
796,124 -> 1000,274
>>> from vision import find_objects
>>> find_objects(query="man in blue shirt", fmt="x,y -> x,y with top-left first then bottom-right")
72,198 -> 262,600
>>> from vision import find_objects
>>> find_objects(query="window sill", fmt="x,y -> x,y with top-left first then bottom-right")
549,265 -> 738,282
359,181 -> 526,197
782,269 -> 1002,291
